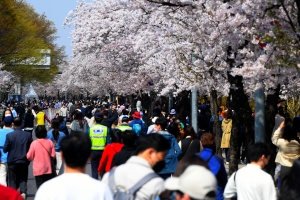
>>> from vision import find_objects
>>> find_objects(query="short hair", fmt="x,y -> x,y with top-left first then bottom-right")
122,117 -> 129,123
136,133 -> 170,154
111,129 -> 122,143
201,133 -> 215,148
13,117 -> 22,127
60,132 -> 91,168
35,126 -> 47,138
155,117 -> 168,130
248,142 -> 271,162
103,110 -> 109,116
121,130 -> 137,147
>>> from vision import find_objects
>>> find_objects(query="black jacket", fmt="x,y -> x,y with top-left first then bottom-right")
111,146 -> 135,168
3,128 -> 32,164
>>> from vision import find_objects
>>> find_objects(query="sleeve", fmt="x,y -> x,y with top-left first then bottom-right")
102,184 -> 114,200
173,138 -> 182,158
98,146 -> 110,173
3,135 -> 11,153
26,143 -> 35,161
223,172 -> 237,198
32,109 -> 37,118
263,176 -> 277,200
44,114 -> 51,123
272,128 -> 281,147
218,159 -> 228,191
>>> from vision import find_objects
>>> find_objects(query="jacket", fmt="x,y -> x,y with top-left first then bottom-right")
157,130 -> 182,174
129,119 -> 147,135
3,128 -> 33,164
272,128 -> 300,167
221,119 -> 232,148
98,143 -> 124,173
198,148 -> 227,200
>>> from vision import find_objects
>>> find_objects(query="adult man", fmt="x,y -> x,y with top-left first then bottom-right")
223,142 -> 276,200
35,132 -> 113,200
89,112 -> 109,179
0,116 -> 14,186
36,107 -> 51,126
165,165 -> 217,200
59,104 -> 68,123
3,118 -> 32,199
115,116 -> 132,132
129,111 -> 147,136
103,133 -> 170,200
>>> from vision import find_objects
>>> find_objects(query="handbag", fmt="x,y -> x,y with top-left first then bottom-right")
37,139 -> 57,177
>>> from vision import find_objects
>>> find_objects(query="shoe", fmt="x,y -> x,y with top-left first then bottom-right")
21,193 -> 26,200
226,162 -> 229,165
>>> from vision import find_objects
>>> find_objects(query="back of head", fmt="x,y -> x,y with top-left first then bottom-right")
13,117 -> 22,127
277,106 -> 284,116
155,117 -> 167,130
60,132 -> 92,168
184,126 -> 197,139
57,116 -> 64,123
167,122 -> 180,138
35,126 -> 47,139
136,133 -> 170,154
174,155 -> 209,177
248,142 -> 271,163
74,110 -> 83,120
121,130 -> 137,147
51,118 -> 60,129
94,112 -> 104,123
201,133 -> 215,149
111,129 -> 122,143
282,114 -> 298,142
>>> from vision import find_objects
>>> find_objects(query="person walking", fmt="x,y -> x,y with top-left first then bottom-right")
178,126 -> 201,161
46,119 -> 66,175
23,109 -> 35,135
221,110 -> 232,164
36,107 -> 51,127
3,117 -> 33,199
70,110 -> 89,134
27,126 -> 56,189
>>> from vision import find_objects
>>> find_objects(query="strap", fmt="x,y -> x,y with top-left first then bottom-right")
36,139 -> 51,157
180,139 -> 194,160
205,152 -> 214,164
129,173 -> 158,195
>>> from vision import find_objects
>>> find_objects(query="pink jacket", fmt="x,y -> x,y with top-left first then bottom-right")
27,139 -> 56,176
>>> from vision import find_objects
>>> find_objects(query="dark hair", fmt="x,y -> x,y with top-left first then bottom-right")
121,130 -> 137,147
111,129 -> 122,143
60,132 -> 91,168
74,110 -> 84,128
282,115 -> 300,143
26,109 -> 32,115
136,133 -> 170,154
57,116 -> 64,123
174,155 -> 209,177
86,110 -> 93,119
2,109 -> 13,121
51,118 -> 60,141
122,117 -> 129,123
279,158 -> 300,200
155,117 -> 167,130
184,126 -> 197,139
35,126 -> 47,138
104,104 -> 109,109
248,142 -> 271,162
167,122 -> 180,139
13,117 -> 22,127
4,121 -> 12,127
293,117 -> 300,135
94,114 -> 103,123
122,109 -> 129,115
103,110 -> 109,116
277,106 -> 284,116
201,133 -> 215,149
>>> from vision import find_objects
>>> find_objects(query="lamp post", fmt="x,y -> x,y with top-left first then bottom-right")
191,51 -> 198,132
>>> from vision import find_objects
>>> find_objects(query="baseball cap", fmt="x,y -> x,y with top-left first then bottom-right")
3,116 -> 13,123
165,165 -> 217,200
94,112 -> 103,118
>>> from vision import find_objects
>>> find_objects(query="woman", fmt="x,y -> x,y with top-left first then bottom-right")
221,110 -> 232,164
46,118 -> 66,175
178,126 -> 202,161
23,109 -> 35,134
98,129 -> 123,177
198,133 -> 227,200
85,110 -> 95,127
167,122 -> 181,142
1,108 -> 13,128
27,126 -> 56,189
272,116 -> 300,194
279,157 -> 300,200
70,110 -> 89,134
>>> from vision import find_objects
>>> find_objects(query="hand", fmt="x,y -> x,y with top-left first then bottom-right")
279,121 -> 285,129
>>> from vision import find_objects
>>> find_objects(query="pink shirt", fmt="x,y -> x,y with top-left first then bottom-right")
27,139 -> 56,176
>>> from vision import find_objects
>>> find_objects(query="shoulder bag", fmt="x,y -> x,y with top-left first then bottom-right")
36,139 -> 57,177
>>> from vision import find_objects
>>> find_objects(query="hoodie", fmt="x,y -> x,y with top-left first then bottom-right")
157,130 -> 182,174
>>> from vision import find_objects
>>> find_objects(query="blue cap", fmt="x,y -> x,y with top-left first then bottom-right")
3,116 -> 13,123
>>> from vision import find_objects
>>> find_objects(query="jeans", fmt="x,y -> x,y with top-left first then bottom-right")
35,174 -> 54,189
91,150 -> 103,179
0,163 -> 8,186
8,163 -> 28,194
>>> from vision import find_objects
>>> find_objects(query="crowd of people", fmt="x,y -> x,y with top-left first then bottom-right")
0,100 -> 300,200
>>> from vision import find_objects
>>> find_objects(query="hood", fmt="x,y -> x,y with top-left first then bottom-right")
222,118 -> 232,124
157,130 -> 174,141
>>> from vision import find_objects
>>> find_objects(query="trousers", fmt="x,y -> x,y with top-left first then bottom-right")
0,163 -> 8,186
8,163 -> 28,194
35,174 -> 54,189
91,150 -> 103,180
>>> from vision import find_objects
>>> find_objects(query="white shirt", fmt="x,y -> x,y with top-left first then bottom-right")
223,164 -> 276,200
102,156 -> 164,200
35,173 -> 113,200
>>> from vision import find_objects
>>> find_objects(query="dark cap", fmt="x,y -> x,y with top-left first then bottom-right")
3,116 -> 13,123
95,112 -> 103,118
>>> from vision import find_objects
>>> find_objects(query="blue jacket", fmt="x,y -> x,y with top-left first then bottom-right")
198,148 -> 227,200
46,130 -> 66,152
3,128 -> 32,164
129,119 -> 147,135
157,131 -> 182,174
0,128 -> 14,162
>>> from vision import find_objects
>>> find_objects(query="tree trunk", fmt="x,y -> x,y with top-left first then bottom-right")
210,89 -> 222,156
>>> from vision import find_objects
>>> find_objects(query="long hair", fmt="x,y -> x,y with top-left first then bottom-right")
74,110 -> 84,129
51,118 -> 60,141
279,158 -> 300,200
184,126 -> 197,140
282,115 -> 300,144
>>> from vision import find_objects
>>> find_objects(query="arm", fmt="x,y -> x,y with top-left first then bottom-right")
178,140 -> 182,149
98,146 -> 110,174
223,172 -> 237,198
3,135 -> 11,153
173,138 -> 182,157
26,143 -> 35,161
272,128 -> 282,147
32,109 -> 36,118
44,114 -> 51,123
263,176 -> 277,200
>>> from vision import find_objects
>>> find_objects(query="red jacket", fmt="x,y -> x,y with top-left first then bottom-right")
0,185 -> 23,200
98,143 -> 124,173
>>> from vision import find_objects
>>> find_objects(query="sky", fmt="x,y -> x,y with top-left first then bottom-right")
26,0 -> 92,59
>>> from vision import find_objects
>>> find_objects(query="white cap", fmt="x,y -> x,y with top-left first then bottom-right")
165,165 -> 217,200
152,116 -> 158,123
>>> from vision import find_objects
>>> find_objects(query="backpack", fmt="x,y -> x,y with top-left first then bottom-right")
108,169 -> 158,200
132,123 -> 142,136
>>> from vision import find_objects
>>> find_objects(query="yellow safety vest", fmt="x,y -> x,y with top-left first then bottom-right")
36,112 -> 45,125
89,124 -> 108,150
115,125 -> 132,132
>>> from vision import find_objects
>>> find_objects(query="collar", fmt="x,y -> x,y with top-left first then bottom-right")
127,156 -> 151,168
247,163 -> 262,169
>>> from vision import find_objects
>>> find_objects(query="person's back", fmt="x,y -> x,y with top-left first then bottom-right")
224,143 -> 276,200
102,134 -> 170,200
35,132 -> 113,200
